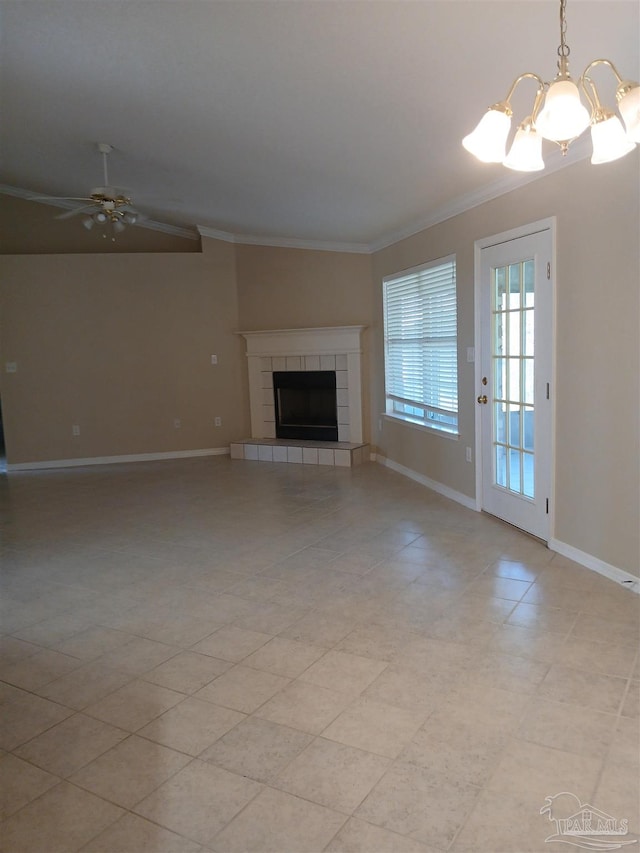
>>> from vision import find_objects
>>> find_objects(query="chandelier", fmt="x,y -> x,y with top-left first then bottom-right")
462,0 -> 640,171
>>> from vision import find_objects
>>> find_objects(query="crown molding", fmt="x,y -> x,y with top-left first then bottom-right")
0,184 -> 199,241
368,138 -> 592,252
197,224 -> 370,254
3,142 -> 594,255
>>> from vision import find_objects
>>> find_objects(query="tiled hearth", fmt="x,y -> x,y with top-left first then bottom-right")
236,326 -> 367,467
230,438 -> 370,467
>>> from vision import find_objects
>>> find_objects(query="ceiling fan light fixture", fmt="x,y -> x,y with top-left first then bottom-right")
82,215 -> 94,231
462,0 -> 638,170
112,219 -> 126,234
93,211 -> 108,225
123,211 -> 138,225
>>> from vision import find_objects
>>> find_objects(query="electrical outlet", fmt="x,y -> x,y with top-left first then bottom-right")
465,446 -> 472,463
5,362 -> 17,373
211,355 -> 218,365
214,417 -> 222,427
72,425 -> 80,436
174,419 -> 181,429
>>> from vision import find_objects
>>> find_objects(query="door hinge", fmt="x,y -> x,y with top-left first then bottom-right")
546,382 -> 550,400
546,498 -> 549,514
547,262 -> 551,280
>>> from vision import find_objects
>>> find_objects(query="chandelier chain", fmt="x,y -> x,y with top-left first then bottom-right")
558,0 -> 570,59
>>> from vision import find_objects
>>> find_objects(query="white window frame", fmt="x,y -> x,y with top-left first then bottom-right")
383,255 -> 459,436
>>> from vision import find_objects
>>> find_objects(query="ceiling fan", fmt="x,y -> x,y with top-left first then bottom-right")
33,143 -> 141,238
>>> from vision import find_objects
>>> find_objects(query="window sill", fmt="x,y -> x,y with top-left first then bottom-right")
382,414 -> 459,441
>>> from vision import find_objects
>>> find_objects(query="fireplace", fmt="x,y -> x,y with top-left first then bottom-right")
239,326 -> 366,444
273,371 -> 338,441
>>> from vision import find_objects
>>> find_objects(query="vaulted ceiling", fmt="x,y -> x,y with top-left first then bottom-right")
1,1 -> 637,249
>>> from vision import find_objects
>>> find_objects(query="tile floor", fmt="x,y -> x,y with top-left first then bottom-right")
0,456 -> 638,853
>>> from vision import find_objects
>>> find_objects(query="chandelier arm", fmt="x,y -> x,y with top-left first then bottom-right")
503,72 -> 546,106
580,76 -> 599,118
581,58 -> 624,86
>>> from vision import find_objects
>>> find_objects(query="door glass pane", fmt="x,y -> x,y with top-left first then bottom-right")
494,358 -> 506,399
495,267 -> 507,306
508,311 -> 521,356
523,359 -> 534,405
523,452 -> 534,498
508,264 -> 521,308
524,310 -> 534,356
491,260 -> 535,500
509,448 -> 521,491
508,404 -> 521,447
496,444 -> 507,487
523,407 -> 534,451
495,403 -> 506,443
508,358 -> 520,401
524,260 -> 535,307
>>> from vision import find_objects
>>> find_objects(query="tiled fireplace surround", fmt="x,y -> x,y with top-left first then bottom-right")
231,326 -> 369,467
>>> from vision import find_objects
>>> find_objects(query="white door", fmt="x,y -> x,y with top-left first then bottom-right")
478,226 -> 553,541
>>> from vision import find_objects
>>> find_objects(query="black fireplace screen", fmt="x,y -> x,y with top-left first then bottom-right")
273,371 -> 338,441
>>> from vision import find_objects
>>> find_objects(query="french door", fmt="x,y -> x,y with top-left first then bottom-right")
477,225 -> 553,541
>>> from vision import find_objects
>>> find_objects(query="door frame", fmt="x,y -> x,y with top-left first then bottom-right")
473,217 -> 557,541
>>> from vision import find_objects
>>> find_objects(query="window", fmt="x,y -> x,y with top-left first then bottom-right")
383,255 -> 458,435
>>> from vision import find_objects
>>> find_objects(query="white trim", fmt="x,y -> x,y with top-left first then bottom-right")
369,139 -> 590,252
196,225 -> 237,244
473,217 -> 557,532
549,538 -> 640,594
382,413 -> 459,441
374,453 -> 476,511
198,225 -> 370,254
234,233 -> 371,255
7,447 -> 228,472
0,184 -> 199,242
4,138 -> 589,255
240,326 -> 366,444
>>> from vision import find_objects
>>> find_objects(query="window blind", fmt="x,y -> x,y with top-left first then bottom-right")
383,256 -> 458,433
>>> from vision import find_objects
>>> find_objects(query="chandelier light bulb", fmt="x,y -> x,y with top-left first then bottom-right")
462,107 -> 512,163
535,78 -> 591,144
617,83 -> 640,143
503,125 -> 545,172
590,113 -> 637,164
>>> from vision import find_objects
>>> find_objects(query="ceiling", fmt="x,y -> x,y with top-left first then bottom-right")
1,1 -> 638,250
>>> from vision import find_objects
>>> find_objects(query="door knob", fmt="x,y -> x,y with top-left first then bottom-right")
477,394 -> 488,404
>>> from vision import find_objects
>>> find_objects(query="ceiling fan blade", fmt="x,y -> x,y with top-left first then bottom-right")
55,205 -> 97,220
29,196 -> 93,202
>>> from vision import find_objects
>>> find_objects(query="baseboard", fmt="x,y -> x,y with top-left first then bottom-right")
7,447 -> 229,472
549,537 -> 640,593
373,453 -> 476,511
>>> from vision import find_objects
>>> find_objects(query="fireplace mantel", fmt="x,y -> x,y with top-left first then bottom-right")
239,326 -> 366,444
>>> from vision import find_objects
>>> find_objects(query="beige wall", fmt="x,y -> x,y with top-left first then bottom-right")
1,155 -> 637,576
371,152 -> 640,576
0,236 -> 248,463
235,244 -> 374,441
236,244 -> 372,331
